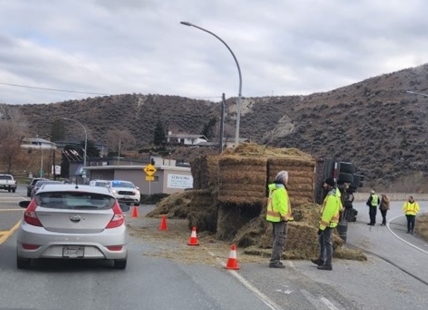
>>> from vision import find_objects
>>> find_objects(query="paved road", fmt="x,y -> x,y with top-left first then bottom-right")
1,187 -> 428,309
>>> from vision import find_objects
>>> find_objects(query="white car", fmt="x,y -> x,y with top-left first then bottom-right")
89,179 -> 110,187
16,184 -> 129,270
107,180 -> 141,206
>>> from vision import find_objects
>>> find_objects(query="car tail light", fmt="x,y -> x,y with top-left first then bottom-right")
24,201 -> 43,227
106,202 -> 125,229
107,245 -> 123,251
22,244 -> 40,250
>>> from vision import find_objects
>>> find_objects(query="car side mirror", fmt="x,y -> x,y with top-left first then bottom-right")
19,201 -> 30,209
135,186 -> 140,190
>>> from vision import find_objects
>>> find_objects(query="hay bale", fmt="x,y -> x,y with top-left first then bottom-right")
146,189 -> 214,218
190,156 -> 202,189
190,155 -> 220,189
216,204 -> 261,240
217,155 -> 267,206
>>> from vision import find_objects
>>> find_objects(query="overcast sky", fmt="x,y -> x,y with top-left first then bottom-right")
1,0 -> 428,105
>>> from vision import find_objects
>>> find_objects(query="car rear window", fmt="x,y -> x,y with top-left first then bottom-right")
0,175 -> 12,180
34,191 -> 116,210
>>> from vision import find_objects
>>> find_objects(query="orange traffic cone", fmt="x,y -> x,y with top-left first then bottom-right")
225,244 -> 240,270
159,215 -> 168,230
187,226 -> 199,246
131,206 -> 138,218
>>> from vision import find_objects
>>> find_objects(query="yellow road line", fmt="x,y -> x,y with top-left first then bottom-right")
0,220 -> 21,245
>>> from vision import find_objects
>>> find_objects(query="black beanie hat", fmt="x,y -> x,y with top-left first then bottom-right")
324,177 -> 335,187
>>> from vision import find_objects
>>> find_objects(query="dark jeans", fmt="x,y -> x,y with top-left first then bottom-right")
270,221 -> 287,265
318,227 -> 333,266
369,207 -> 377,225
380,209 -> 388,225
406,215 -> 416,233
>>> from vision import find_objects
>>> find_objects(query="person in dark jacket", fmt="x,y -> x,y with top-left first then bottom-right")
379,194 -> 390,226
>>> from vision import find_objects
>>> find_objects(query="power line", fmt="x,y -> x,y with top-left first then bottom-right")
0,82 -> 109,96
0,81 -> 227,101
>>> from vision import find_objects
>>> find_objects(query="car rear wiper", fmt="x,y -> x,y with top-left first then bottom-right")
72,205 -> 102,210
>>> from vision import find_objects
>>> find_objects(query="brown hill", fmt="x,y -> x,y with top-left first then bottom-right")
6,64 -> 428,191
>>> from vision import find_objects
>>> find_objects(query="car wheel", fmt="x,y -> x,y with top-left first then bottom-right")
12,189 -> 16,193
8,189 -> 11,193
113,258 -> 127,270
17,256 -> 32,270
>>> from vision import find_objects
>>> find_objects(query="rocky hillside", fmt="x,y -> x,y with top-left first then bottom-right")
6,63 -> 428,190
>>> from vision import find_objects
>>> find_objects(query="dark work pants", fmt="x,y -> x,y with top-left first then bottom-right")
270,221 -> 287,265
380,209 -> 387,225
318,227 -> 333,266
369,207 -> 377,225
406,215 -> 416,233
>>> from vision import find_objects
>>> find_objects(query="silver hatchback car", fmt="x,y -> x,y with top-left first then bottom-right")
16,184 -> 129,270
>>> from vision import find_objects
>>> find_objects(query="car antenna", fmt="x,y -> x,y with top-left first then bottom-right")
75,177 -> 79,189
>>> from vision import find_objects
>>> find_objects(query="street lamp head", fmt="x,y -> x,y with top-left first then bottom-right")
180,21 -> 192,26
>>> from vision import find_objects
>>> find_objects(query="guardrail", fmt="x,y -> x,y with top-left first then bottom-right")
353,193 -> 428,201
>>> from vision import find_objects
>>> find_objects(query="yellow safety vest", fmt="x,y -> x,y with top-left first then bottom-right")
370,194 -> 379,207
266,183 -> 293,222
403,202 -> 419,216
319,190 -> 340,230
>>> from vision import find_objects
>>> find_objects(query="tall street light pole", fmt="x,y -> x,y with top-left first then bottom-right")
62,117 -> 88,177
180,21 -> 243,146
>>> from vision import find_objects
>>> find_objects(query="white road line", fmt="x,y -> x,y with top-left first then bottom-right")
301,290 -> 340,310
320,296 -> 340,310
387,213 -> 428,255
206,249 -> 284,310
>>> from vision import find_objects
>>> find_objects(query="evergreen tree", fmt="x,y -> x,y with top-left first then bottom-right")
153,120 -> 165,146
201,117 -> 217,140
50,120 -> 66,142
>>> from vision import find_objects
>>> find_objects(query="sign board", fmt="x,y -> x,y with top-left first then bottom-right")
167,174 -> 193,189
145,175 -> 155,181
51,165 -> 61,175
144,164 -> 157,176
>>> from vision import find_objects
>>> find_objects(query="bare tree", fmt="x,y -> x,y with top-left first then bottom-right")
0,119 -> 26,173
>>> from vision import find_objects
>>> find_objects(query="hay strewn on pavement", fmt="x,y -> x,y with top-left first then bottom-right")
145,143 -> 366,261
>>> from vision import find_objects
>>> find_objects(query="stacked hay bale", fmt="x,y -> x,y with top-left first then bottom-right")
190,155 -> 219,189
215,144 -> 317,244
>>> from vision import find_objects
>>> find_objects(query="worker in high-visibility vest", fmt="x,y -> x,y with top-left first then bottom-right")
311,177 -> 340,271
266,170 -> 293,269
403,196 -> 420,235
366,189 -> 380,226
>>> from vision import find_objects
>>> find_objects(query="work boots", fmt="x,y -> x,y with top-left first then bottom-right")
311,258 -> 324,266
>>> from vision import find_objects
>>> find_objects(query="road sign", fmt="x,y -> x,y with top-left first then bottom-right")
145,175 -> 155,181
144,164 -> 157,176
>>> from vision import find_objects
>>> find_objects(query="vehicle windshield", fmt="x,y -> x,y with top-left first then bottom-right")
35,181 -> 60,187
110,181 -> 135,188
0,175 -> 12,180
34,191 -> 116,210
94,181 -> 108,187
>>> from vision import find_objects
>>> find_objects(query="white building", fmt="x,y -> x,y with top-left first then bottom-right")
21,138 -> 57,150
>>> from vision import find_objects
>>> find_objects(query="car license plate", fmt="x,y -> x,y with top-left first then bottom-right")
62,246 -> 84,258
124,196 -> 130,199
